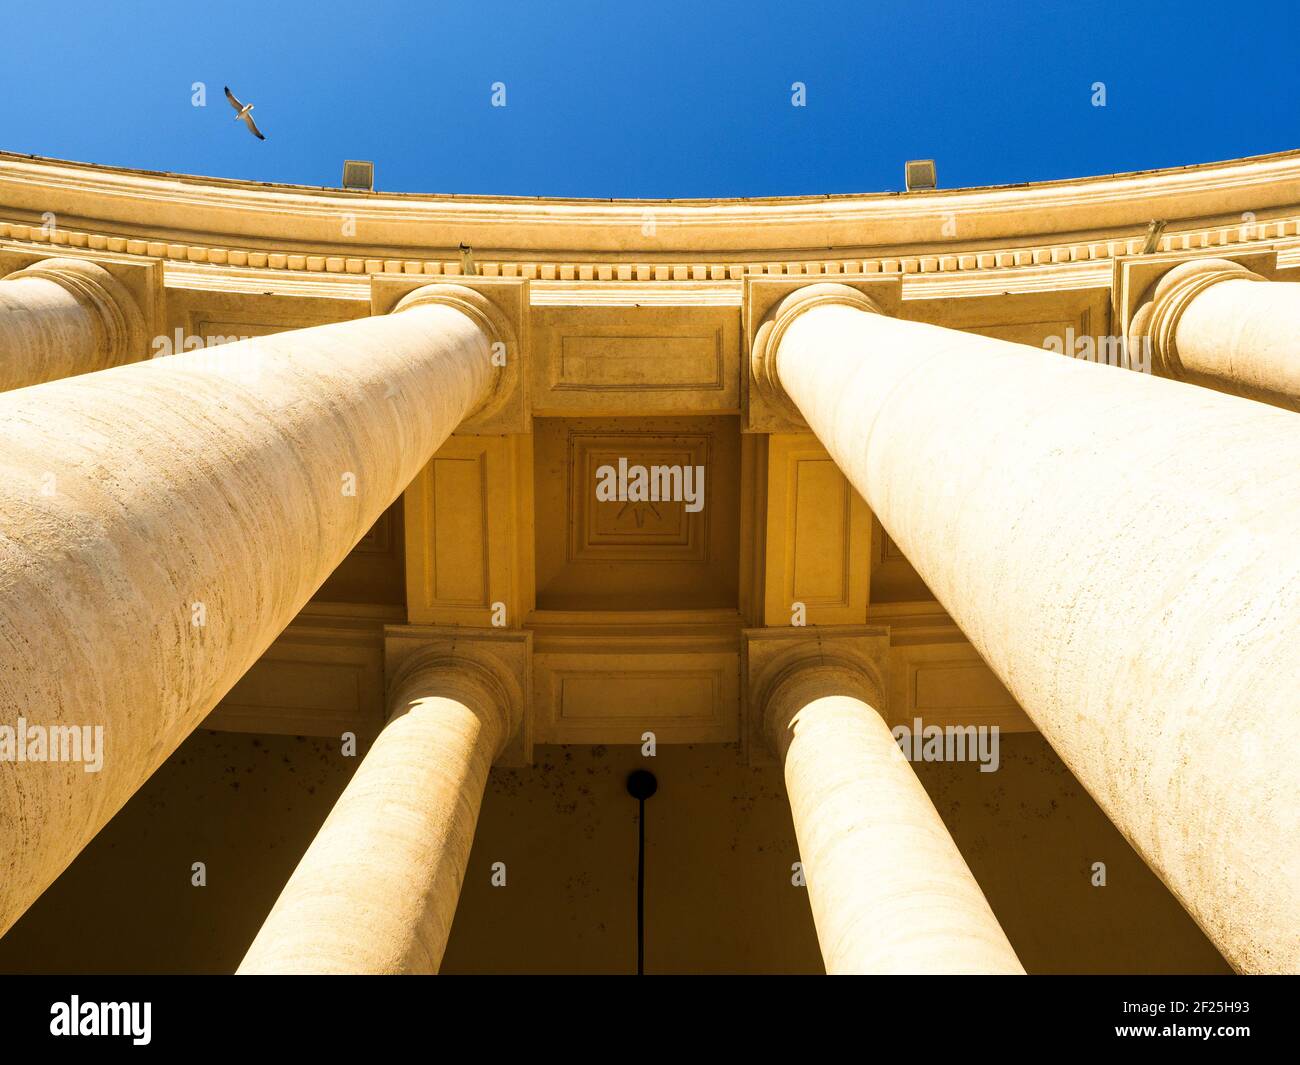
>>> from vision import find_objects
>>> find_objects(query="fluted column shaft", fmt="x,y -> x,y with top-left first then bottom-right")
0,284 -> 505,937
1133,258 -> 1300,410
757,283 -> 1300,973
768,665 -> 1023,974
0,258 -> 145,391
238,656 -> 511,974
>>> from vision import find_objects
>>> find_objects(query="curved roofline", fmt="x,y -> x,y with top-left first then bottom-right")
2,148 -> 1298,258
4,147 -> 1300,205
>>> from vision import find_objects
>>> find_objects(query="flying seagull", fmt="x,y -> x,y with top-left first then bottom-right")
224,86 -> 265,141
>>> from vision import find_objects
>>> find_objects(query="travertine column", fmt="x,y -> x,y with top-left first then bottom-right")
1131,258 -> 1300,410
0,258 -> 146,391
765,663 -> 1023,975
753,283 -> 1300,974
0,284 -> 510,937
238,653 -> 513,974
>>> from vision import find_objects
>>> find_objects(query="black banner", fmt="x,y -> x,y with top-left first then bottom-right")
0,974 -> 1293,1052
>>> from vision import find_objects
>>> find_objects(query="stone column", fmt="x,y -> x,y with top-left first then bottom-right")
1131,258 -> 1300,411
238,653 -> 514,974
0,283 -> 513,937
0,258 -> 146,391
752,283 -> 1300,974
764,662 -> 1023,975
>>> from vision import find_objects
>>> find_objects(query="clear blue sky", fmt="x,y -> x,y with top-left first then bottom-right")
2,0 -> 1297,198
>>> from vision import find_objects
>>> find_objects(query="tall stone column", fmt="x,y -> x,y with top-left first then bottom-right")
238,653 -> 514,974
1131,258 -> 1300,411
0,257 -> 146,391
763,661 -> 1023,975
0,283 -> 515,937
752,283 -> 1300,974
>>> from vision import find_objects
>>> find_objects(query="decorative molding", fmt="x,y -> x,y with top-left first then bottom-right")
900,282 -> 1109,354
5,148 -> 1300,263
2,208 -> 1297,293
526,607 -> 743,651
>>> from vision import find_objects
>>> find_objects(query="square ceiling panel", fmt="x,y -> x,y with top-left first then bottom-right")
534,415 -> 740,611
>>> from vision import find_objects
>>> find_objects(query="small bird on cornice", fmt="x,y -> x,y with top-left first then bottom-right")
224,86 -> 266,141
459,243 -> 477,276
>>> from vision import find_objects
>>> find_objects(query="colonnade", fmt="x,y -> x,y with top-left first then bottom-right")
0,272 -> 508,938
0,253 -> 1295,974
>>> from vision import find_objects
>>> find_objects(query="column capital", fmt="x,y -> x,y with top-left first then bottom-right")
372,276 -> 530,433
1130,257 -> 1266,379
745,277 -> 899,431
3,256 -> 146,367
383,624 -> 533,765
743,626 -> 889,763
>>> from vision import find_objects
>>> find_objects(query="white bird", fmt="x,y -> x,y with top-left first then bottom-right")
224,86 -> 266,141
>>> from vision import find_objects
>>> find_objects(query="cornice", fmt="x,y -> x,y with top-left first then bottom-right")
4,149 -> 1300,250
2,150 -> 1299,293
3,221 -> 1296,298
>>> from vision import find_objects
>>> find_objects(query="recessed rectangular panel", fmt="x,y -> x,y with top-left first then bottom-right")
204,623 -> 386,738
224,659 -> 360,715
763,434 -> 870,626
886,642 -> 1035,733
431,455 -> 489,606
534,648 -> 740,744
915,663 -> 1016,710
194,319 -> 299,341
404,435 -> 530,627
966,318 -> 1081,349
559,671 -> 716,721
791,458 -> 851,604
557,333 -> 723,390
532,304 -> 741,415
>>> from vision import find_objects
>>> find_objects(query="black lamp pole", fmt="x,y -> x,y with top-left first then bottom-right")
626,769 -> 658,976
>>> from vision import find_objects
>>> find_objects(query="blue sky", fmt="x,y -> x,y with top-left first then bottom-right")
1,0 -> 1297,198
